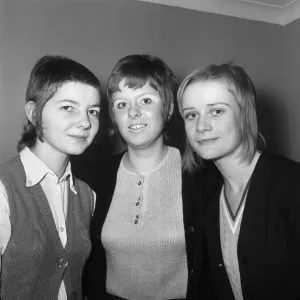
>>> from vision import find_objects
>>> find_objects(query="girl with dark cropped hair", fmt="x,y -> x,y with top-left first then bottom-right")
0,55 -> 101,300
178,62 -> 300,300
84,54 -> 204,300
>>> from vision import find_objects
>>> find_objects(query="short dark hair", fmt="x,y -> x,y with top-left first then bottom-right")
17,55 -> 101,151
106,54 -> 177,135
177,62 -> 260,172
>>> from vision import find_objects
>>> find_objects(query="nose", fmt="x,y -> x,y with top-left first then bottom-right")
77,112 -> 91,130
128,104 -> 141,119
196,115 -> 212,133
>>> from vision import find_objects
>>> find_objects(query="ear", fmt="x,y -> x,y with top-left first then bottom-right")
25,101 -> 36,124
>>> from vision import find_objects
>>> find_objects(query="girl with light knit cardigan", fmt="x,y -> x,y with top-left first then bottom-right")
0,55 -> 101,300
84,55 -> 205,300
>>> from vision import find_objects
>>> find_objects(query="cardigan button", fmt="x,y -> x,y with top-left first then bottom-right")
59,258 -> 68,268
188,225 -> 195,233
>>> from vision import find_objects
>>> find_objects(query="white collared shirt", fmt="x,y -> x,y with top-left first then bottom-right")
0,147 -> 95,300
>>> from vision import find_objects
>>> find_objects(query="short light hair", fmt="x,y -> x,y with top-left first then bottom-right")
177,62 -> 260,172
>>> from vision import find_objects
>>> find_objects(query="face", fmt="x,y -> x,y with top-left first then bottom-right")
111,80 -> 166,151
32,82 -> 100,159
181,80 -> 242,163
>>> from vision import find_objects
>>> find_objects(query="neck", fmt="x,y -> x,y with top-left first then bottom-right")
214,151 -> 260,193
30,143 -> 70,179
125,142 -> 168,174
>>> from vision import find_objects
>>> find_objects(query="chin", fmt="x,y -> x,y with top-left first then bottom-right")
67,145 -> 89,155
194,149 -> 219,161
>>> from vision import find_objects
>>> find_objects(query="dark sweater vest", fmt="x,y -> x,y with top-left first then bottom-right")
0,156 -> 93,300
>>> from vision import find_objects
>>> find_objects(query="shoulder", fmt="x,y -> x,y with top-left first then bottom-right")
0,155 -> 22,174
256,152 -> 300,216
0,155 -> 25,190
74,176 -> 93,191
259,152 -> 300,180
182,160 -> 223,196
73,177 -> 95,205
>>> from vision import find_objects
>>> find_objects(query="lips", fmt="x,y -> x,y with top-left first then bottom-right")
129,124 -> 147,130
197,138 -> 218,144
69,134 -> 88,141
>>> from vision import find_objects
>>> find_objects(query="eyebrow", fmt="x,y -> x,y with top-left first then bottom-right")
58,99 -> 100,108
137,92 -> 157,97
90,104 -> 101,108
207,102 -> 230,107
113,92 -> 157,102
182,102 -> 230,112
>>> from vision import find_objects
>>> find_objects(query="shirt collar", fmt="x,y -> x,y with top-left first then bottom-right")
20,147 -> 77,194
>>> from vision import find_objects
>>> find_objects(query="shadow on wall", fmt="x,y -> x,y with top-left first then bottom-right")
256,88 -> 290,157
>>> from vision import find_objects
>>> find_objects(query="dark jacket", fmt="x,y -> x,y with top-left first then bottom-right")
83,152 -> 206,300
203,152 -> 300,300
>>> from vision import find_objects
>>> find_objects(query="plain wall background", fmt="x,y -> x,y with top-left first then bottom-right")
284,18 -> 300,161
0,0 -> 298,166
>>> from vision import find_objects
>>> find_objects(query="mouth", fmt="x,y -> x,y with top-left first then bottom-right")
197,138 -> 219,145
128,124 -> 147,131
69,135 -> 88,141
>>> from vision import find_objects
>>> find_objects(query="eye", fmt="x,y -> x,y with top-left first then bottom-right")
184,112 -> 198,120
114,101 -> 128,109
89,109 -> 100,117
211,108 -> 224,117
61,106 -> 73,112
141,97 -> 152,105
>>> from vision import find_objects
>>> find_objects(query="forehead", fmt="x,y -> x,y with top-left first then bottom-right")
182,80 -> 236,106
112,80 -> 160,100
52,81 -> 100,104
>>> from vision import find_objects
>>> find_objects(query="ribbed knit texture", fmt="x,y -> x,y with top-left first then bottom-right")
0,155 -> 93,300
220,186 -> 246,300
102,147 -> 188,300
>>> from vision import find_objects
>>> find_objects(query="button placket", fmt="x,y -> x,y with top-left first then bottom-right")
134,175 -> 144,225
55,180 -> 67,247
135,196 -> 141,206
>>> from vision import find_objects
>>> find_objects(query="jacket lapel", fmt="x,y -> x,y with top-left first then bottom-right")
238,153 -> 272,251
205,186 -> 223,266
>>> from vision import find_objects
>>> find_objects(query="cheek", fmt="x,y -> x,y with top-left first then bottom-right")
146,108 -> 161,120
92,118 -> 100,131
112,112 -> 124,127
224,120 -> 242,144
184,122 -> 195,137
228,118 -> 241,135
40,117 -> 55,132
